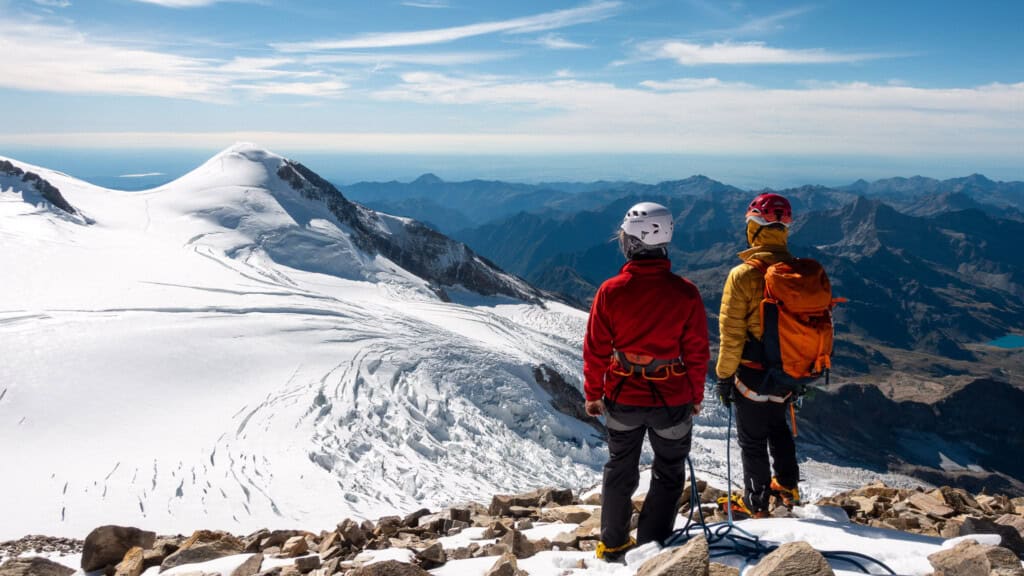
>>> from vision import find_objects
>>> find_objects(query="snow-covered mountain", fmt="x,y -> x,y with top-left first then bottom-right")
0,144 -> 909,541
0,144 -> 595,539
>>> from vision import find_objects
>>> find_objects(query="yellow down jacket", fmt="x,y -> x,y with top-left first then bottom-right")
716,226 -> 793,379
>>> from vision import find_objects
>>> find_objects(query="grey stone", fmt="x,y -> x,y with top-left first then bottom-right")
0,557 -> 74,576
338,519 -> 367,548
483,552 -> 526,576
415,542 -> 446,569
747,541 -> 834,576
81,526 -> 157,572
499,530 -> 534,559
230,554 -> 264,576
960,516 -> 1024,557
928,539 -> 1024,576
636,535 -> 709,576
293,555 -> 321,573
346,560 -> 431,575
161,539 -> 246,571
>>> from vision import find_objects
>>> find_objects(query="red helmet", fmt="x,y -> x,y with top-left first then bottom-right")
746,193 -> 792,227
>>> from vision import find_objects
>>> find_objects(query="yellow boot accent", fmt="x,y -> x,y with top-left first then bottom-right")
770,477 -> 801,507
595,537 -> 636,561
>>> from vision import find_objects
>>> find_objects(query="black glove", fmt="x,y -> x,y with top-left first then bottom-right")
717,376 -> 735,406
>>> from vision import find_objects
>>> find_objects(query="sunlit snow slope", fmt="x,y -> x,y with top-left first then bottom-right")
0,145 -> 600,539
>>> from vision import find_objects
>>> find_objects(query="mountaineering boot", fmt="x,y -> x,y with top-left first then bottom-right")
595,538 -> 636,563
770,477 -> 801,508
717,494 -> 769,519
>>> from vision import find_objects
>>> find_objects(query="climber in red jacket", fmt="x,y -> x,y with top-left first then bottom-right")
583,201 -> 710,562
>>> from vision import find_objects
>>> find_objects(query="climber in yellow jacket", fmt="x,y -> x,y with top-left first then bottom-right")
716,193 -> 801,518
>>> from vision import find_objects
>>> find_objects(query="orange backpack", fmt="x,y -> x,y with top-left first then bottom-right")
747,258 -> 843,387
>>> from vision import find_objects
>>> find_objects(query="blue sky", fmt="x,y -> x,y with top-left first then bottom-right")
0,0 -> 1022,185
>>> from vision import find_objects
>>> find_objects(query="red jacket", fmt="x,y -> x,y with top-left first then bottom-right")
583,258 -> 710,407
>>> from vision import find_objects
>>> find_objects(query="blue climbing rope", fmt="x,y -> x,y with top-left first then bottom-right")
661,405 -> 898,575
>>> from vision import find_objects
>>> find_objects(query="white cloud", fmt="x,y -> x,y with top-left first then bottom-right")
32,0 -> 71,7
129,0 -> 227,6
530,34 -> 590,50
639,77 -> 750,91
632,40 -> 885,66
303,51 -> 511,67
365,72 -> 1024,156
707,6 -> 814,37
401,0 -> 449,8
0,21 -> 347,101
273,1 -> 620,51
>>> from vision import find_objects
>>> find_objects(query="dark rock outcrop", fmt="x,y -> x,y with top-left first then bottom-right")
0,160 -> 78,216
533,364 -> 604,434
0,557 -> 74,576
80,526 -> 155,573
277,160 -> 541,302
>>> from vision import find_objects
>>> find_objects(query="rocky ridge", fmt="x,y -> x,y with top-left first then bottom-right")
2,481 -> 1023,576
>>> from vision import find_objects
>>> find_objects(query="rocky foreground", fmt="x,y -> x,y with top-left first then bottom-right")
2,482 -> 1023,576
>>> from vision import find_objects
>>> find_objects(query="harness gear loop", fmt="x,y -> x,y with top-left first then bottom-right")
732,376 -> 791,404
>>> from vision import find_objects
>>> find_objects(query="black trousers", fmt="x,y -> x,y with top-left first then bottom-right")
735,367 -> 798,513
601,401 -> 692,548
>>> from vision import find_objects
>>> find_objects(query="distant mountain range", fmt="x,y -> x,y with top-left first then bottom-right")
341,172 -> 1024,382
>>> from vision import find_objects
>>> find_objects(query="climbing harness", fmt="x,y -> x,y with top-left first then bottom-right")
660,406 -> 898,574
610,350 -> 686,381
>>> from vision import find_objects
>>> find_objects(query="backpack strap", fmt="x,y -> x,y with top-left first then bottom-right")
745,258 -> 769,275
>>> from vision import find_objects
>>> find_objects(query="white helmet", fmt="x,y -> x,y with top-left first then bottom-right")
621,202 -> 673,247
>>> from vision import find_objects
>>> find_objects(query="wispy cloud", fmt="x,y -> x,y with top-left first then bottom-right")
707,6 -> 814,38
401,0 -> 449,8
639,77 -> 751,91
273,1 -> 620,51
0,20 -> 348,101
528,34 -> 590,50
129,0 -> 228,6
303,51 -> 511,67
119,172 -> 165,178
32,0 -> 71,7
631,40 -> 886,66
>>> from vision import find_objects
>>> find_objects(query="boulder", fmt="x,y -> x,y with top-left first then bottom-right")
81,526 -> 157,572
908,492 -> 956,518
928,539 -> 1024,576
960,516 -> 1024,557
499,530 -> 534,559
483,552 -> 526,576
545,506 -> 593,525
402,509 -> 432,528
113,546 -> 145,576
347,560 -> 431,575
0,557 -> 74,576
281,536 -> 309,558
415,542 -> 446,569
996,514 -> 1024,540
747,541 -> 834,576
636,535 -> 709,576
230,554 -> 264,576
338,519 -> 368,548
375,517 -> 403,539
293,555 -> 321,573
161,537 -> 245,571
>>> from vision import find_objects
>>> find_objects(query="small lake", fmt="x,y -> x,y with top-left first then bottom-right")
988,335 -> 1024,349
